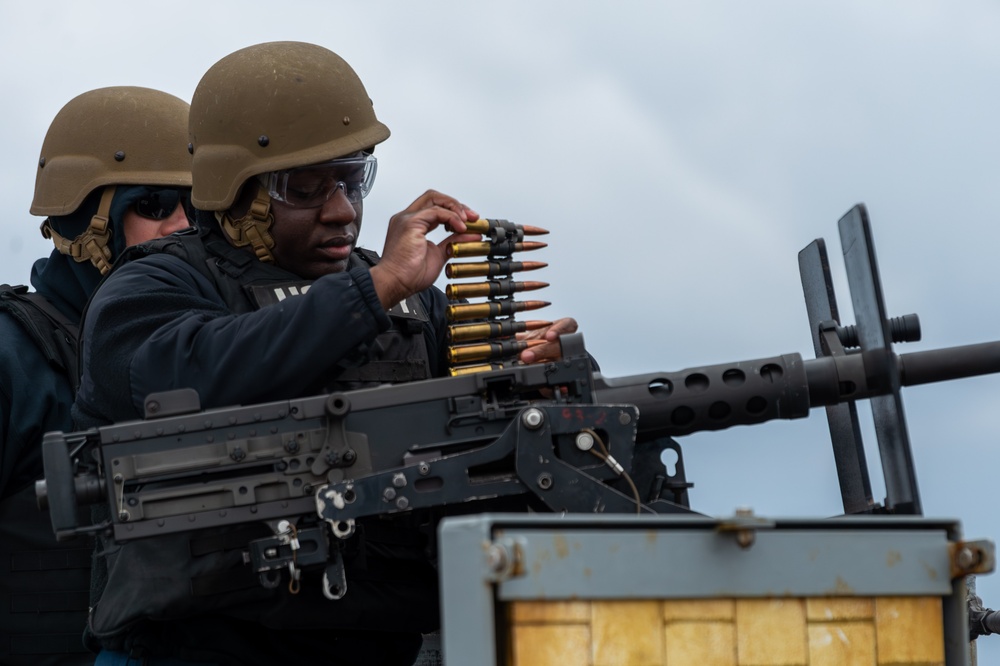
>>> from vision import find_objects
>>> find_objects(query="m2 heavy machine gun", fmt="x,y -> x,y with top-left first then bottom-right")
39,205 -> 1000,664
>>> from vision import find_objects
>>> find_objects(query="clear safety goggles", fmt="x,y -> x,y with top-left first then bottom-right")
262,153 -> 377,208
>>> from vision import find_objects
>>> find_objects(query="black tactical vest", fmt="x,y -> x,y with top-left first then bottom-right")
0,285 -> 93,664
85,229 -> 439,659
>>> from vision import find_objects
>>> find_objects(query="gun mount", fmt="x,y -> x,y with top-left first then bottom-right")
36,203 -> 1000,598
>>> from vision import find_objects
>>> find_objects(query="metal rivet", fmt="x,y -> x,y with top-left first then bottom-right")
486,544 -> 508,572
342,116 -> 351,126
187,143 -> 194,154
522,408 -> 544,430
957,546 -> 977,570
114,151 -> 126,162
38,157 -> 46,168
258,135 -> 269,147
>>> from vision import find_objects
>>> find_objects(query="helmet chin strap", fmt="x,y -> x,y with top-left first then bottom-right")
217,180 -> 276,263
39,185 -> 117,275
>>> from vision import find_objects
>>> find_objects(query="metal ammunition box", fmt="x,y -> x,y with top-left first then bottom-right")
440,513 -> 984,665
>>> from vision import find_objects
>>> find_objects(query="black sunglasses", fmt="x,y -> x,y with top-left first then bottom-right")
133,189 -> 193,221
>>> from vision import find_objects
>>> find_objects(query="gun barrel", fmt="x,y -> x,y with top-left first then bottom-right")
898,341 -> 1000,386
593,353 -> 812,439
593,340 -> 1000,440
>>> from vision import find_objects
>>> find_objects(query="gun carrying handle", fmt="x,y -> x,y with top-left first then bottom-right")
39,431 -> 79,540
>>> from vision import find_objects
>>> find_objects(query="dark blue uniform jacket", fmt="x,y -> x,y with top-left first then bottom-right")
0,249 -> 98,665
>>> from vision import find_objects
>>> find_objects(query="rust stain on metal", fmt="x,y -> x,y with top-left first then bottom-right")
554,535 -> 569,559
922,561 -> 938,581
886,550 -> 902,567
510,542 -> 526,578
826,576 -> 855,595
531,548 -> 552,578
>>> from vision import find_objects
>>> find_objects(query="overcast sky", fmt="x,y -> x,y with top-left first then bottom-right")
3,0 -> 1000,656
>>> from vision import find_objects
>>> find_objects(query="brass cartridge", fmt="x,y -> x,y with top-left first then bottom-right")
464,218 -> 549,236
447,319 -> 552,344
445,280 -> 548,300
446,240 -> 547,259
446,300 -> 550,322
446,260 -> 547,279
447,339 -> 546,365
449,362 -> 514,377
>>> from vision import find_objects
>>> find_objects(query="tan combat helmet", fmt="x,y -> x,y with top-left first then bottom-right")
31,86 -> 192,274
189,41 -> 390,262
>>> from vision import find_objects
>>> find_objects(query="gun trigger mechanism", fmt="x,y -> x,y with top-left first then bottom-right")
245,522 -> 332,594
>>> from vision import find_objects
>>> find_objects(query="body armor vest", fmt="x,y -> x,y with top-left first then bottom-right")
0,285 -> 93,664
0,284 -> 80,392
85,228 -> 439,658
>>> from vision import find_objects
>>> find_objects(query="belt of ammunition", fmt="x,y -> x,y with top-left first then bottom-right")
445,217 -> 551,375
